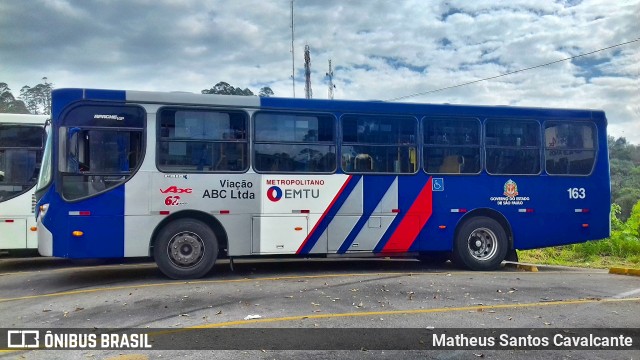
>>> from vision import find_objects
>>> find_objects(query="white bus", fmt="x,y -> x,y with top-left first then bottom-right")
0,114 -> 48,252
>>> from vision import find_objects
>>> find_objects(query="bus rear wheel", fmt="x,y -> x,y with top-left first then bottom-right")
154,219 -> 218,279
453,216 -> 507,271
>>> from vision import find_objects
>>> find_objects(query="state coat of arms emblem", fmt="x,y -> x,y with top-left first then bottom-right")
503,179 -> 518,198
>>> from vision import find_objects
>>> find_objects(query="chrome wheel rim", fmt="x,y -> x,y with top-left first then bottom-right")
467,227 -> 498,261
167,231 -> 205,268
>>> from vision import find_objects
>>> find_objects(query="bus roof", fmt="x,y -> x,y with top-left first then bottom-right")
0,113 -> 49,125
52,88 -> 607,123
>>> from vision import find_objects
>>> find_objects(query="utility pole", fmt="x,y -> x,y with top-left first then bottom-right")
290,0 -> 295,98
304,44 -> 312,99
326,59 -> 335,100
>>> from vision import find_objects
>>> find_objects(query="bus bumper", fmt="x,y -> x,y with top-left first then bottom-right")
37,214 -> 53,256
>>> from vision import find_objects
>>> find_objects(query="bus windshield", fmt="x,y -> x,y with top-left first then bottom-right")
0,124 -> 45,202
36,127 -> 53,194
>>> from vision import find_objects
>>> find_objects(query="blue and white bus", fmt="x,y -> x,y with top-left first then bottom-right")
36,88 -> 610,279
1,113 -> 48,252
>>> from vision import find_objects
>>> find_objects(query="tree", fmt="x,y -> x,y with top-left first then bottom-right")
259,87 -> 274,97
0,82 -> 29,114
20,77 -> 53,115
201,82 -> 254,96
201,82 -> 275,97
608,135 -> 632,161
608,135 -> 640,220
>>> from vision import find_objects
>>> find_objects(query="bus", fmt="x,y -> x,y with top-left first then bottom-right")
1,113 -> 48,253
35,88 -> 610,279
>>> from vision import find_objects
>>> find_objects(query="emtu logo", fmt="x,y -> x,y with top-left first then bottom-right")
266,186 -> 283,202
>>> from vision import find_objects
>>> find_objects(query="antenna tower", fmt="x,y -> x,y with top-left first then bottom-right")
304,45 -> 312,99
326,59 -> 335,99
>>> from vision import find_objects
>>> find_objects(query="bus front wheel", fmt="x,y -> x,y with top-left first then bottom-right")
154,219 -> 218,279
453,216 -> 508,271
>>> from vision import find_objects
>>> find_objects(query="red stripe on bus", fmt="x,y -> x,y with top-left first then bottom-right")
381,177 -> 433,253
296,175 -> 353,254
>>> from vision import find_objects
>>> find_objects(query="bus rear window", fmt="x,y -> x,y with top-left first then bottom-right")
545,121 -> 596,175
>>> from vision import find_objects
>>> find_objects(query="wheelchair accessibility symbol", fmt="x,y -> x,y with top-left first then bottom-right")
432,178 -> 444,191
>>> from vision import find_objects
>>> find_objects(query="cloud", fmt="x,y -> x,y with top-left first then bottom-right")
0,0 -> 638,142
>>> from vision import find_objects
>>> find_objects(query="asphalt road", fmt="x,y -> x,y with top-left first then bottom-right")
0,256 -> 638,359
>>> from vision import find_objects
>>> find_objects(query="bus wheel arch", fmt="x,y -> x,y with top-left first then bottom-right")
149,210 -> 228,279
453,209 -> 513,270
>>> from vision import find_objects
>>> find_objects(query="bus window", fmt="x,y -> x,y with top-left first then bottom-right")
341,114 -> 417,174
253,112 -> 336,173
423,117 -> 481,174
0,124 -> 43,147
545,121 -> 596,175
60,129 -> 143,200
0,124 -> 44,202
485,119 -> 541,175
158,109 -> 248,172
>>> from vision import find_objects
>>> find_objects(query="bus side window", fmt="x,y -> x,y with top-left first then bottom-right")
485,119 -> 540,175
424,117 -> 481,174
545,122 -> 596,175
158,109 -> 248,173
341,115 -> 417,174
61,128 -> 143,200
254,112 -> 335,173
66,127 -> 82,173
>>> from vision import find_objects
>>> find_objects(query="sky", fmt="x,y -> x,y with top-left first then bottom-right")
1,0 -> 639,142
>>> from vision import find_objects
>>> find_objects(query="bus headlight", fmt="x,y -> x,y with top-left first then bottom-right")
38,203 -> 49,219
39,204 -> 49,213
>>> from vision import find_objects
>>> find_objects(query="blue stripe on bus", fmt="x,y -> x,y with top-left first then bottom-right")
260,97 -> 599,119
298,175 -> 361,255
50,88 -> 127,128
337,176 -> 396,253
84,89 -> 127,101
51,89 -> 84,124
47,185 -> 126,258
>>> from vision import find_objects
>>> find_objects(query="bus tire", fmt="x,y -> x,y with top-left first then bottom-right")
453,216 -> 507,271
154,218 -> 218,279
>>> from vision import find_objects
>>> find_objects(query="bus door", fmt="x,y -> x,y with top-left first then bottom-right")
55,105 -> 145,258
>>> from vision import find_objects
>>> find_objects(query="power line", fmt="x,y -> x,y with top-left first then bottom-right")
387,37 -> 640,102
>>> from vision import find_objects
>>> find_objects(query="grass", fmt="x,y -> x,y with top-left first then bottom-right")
517,238 -> 640,269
